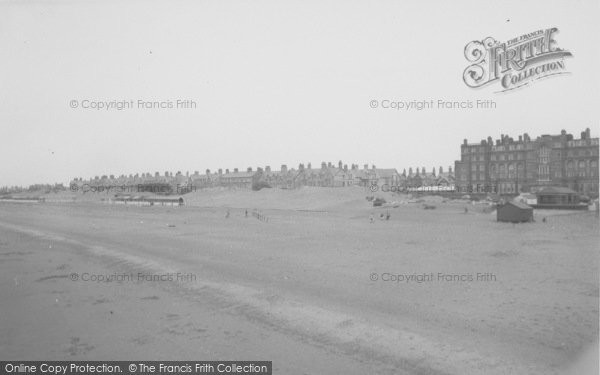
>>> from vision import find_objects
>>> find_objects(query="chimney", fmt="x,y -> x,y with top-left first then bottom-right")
321,162 -> 327,169
225,169 -> 229,174
561,129 -> 566,135
364,164 -> 368,170
247,167 -> 252,172
421,167 -> 426,175
218,169 -> 223,175
439,166 -> 443,175
299,163 -> 304,171
307,163 -> 311,169
409,167 -> 413,176
371,164 -> 376,169
338,161 -> 343,169
463,139 -> 467,145
328,162 -> 332,168
344,164 -> 348,172
449,166 -> 453,174
586,128 -> 591,139
234,168 -> 238,173
281,164 -> 287,173
265,166 -> 270,173
206,169 -> 211,175
403,168 -> 407,176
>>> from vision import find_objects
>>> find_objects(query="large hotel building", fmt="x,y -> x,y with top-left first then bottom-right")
454,128 -> 599,197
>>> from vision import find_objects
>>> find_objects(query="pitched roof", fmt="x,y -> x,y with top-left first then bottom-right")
373,168 -> 399,177
537,186 -> 578,195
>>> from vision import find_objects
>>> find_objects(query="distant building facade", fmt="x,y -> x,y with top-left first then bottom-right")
399,166 -> 455,189
71,161 -> 404,193
454,128 -> 599,197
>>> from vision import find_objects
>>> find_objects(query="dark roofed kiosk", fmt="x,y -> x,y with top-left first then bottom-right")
533,187 -> 587,210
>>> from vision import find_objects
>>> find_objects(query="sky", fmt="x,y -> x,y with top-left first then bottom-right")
0,0 -> 598,186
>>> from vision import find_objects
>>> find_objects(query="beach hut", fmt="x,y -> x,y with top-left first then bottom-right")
496,201 -> 533,223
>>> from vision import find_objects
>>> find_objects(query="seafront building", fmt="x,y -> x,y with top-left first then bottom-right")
454,128 -> 599,197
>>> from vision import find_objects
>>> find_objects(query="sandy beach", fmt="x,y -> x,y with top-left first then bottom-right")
0,188 -> 598,374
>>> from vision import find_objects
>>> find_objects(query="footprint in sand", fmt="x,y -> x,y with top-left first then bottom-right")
35,275 -> 69,282
66,337 -> 95,356
131,335 -> 153,346
336,319 -> 354,329
140,295 -> 160,301
0,251 -> 33,256
161,325 -> 186,336
164,313 -> 180,321
92,298 -> 110,305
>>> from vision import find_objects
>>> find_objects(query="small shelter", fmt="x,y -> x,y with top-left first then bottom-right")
535,187 -> 580,208
497,201 -> 533,223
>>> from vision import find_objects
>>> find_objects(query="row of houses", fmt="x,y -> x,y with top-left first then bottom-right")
70,162 -> 457,193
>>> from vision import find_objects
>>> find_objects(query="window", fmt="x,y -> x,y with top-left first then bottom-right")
508,163 -> 515,178
579,161 -> 586,177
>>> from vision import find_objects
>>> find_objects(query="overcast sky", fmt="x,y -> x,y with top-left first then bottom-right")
1,0 -> 598,186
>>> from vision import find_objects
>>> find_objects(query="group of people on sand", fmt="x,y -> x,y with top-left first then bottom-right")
369,211 -> 391,223
225,208 -> 268,222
